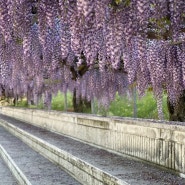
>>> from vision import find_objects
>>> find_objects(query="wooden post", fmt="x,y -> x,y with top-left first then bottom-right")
64,92 -> 68,111
91,98 -> 95,114
133,86 -> 137,118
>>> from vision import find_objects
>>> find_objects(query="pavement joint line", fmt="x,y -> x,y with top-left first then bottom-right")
0,144 -> 32,185
0,119 -> 130,185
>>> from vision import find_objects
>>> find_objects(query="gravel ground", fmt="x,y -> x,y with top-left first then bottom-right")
1,114 -> 185,185
0,156 -> 18,185
0,125 -> 81,185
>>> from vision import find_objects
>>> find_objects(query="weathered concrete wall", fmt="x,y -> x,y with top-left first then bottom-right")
1,107 -> 185,176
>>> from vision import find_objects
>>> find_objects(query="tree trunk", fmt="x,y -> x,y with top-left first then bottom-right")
73,89 -> 91,113
43,91 -> 52,110
167,91 -> 185,122
13,95 -> 18,106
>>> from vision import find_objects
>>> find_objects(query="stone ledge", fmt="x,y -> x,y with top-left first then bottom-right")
77,118 -> 110,129
0,120 -> 129,185
0,144 -> 31,185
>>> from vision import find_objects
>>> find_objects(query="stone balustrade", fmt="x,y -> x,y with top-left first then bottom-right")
1,107 -> 185,177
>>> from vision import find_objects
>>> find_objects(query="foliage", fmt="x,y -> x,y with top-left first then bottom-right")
15,91 -> 169,120
108,92 -> 169,120
51,92 -> 73,111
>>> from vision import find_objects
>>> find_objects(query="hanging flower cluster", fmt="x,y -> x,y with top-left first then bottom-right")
0,0 -> 185,110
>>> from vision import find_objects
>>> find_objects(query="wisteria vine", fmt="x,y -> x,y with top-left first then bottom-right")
0,0 -> 185,116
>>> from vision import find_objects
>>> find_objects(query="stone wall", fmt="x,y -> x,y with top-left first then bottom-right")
1,107 -> 185,176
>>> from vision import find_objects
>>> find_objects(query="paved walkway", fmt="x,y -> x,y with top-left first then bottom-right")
0,156 -> 18,185
0,125 -> 80,185
1,114 -> 185,185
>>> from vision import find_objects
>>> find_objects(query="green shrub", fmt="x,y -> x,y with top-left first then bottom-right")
15,91 -> 169,120
108,92 -> 169,120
